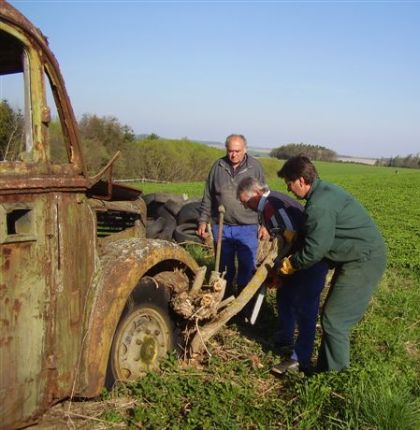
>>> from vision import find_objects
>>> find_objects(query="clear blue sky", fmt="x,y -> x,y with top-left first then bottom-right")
9,0 -> 420,158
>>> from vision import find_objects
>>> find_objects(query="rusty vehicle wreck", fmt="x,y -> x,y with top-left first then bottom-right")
0,2 -> 203,428
0,2 -> 277,429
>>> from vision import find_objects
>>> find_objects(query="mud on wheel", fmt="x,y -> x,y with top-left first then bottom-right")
107,276 -> 176,387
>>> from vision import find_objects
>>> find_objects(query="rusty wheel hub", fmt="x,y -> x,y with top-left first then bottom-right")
113,306 -> 172,381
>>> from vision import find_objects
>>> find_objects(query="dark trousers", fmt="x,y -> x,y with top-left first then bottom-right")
317,253 -> 386,371
276,261 -> 329,368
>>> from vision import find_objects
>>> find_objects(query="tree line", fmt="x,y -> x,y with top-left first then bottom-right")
49,114 -> 285,181
1,101 -> 419,176
269,143 -> 337,161
0,99 -> 24,161
375,155 -> 420,169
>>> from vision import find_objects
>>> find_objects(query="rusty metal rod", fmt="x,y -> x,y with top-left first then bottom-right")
189,240 -> 278,356
214,205 -> 225,274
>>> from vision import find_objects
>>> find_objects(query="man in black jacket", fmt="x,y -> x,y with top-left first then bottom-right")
237,176 -> 328,374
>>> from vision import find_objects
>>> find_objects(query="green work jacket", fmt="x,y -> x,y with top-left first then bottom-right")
290,179 -> 385,270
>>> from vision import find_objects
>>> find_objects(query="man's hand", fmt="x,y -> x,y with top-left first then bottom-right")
265,270 -> 283,289
278,256 -> 296,275
196,222 -> 209,239
258,225 -> 269,240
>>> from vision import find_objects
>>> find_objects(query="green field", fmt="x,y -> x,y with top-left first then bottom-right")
103,162 -> 420,429
137,161 -> 420,277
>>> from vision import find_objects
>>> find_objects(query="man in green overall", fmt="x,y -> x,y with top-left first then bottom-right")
277,156 -> 386,372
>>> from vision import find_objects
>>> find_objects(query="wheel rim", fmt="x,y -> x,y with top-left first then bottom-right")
112,306 -> 173,381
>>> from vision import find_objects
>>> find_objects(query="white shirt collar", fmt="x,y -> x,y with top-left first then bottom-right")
257,190 -> 270,214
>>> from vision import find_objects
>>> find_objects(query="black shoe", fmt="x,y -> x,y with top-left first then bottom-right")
300,365 -> 317,377
272,340 -> 293,357
274,344 -> 293,357
271,359 -> 299,376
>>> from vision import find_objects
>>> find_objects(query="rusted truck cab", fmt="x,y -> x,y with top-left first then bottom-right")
0,2 -> 199,429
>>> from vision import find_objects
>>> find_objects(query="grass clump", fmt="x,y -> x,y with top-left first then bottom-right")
107,351 -> 285,429
287,364 -> 420,430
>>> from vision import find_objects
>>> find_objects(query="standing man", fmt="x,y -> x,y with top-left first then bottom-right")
237,177 -> 328,374
277,155 -> 386,372
197,134 -> 267,298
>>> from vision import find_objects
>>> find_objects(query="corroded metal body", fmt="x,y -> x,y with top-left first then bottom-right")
0,2 -> 199,429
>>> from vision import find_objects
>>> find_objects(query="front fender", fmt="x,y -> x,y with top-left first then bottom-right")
76,238 -> 200,396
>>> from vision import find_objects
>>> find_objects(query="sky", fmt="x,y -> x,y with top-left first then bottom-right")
7,0 -> 420,158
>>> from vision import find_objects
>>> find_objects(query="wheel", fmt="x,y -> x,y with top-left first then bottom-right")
176,201 -> 201,225
164,198 -> 184,217
146,216 -> 167,238
143,193 -> 185,218
107,277 -> 176,386
174,222 -> 202,243
110,304 -> 173,381
155,206 -> 177,240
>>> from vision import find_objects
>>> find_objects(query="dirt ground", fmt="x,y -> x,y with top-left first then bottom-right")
28,398 -> 135,430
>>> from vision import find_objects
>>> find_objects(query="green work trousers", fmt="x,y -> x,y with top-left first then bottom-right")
317,253 -> 386,371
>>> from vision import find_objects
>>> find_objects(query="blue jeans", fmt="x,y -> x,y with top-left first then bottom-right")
276,261 -> 329,368
212,224 -> 258,294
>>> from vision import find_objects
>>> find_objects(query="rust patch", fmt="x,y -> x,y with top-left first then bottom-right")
2,247 -> 12,271
3,259 -> 10,271
0,336 -> 13,347
0,284 -> 7,298
12,299 -> 22,318
0,318 -> 10,327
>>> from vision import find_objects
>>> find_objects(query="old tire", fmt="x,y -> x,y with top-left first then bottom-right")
164,198 -> 184,217
146,216 -> 167,238
177,201 -> 201,225
107,277 -> 175,387
154,207 -> 176,240
145,201 -> 165,219
174,223 -> 201,243
143,192 -> 181,205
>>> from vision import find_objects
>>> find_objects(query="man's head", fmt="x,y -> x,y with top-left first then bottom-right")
225,134 -> 247,168
237,176 -> 269,211
277,155 -> 319,199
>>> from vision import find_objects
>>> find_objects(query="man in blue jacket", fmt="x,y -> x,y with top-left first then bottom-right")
277,156 -> 386,371
237,176 -> 328,374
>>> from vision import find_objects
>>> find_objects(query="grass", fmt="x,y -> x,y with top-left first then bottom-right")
94,161 -> 420,429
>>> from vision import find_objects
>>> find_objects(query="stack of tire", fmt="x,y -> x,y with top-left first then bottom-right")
143,193 -> 203,244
